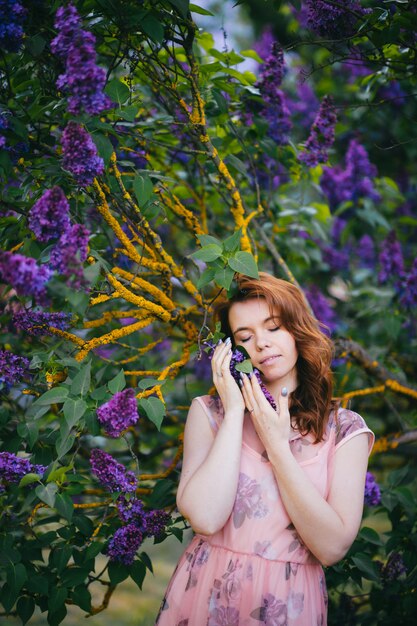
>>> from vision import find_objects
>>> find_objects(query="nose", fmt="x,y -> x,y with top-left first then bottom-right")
255,333 -> 271,351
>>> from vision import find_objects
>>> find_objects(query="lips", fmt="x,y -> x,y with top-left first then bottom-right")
259,355 -> 280,366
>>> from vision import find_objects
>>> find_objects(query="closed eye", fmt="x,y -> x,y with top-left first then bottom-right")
269,326 -> 281,332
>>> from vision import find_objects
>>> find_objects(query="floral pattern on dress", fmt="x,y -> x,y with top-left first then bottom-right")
287,590 -> 304,620
287,524 -> 310,560
250,593 -> 287,625
254,540 -> 278,560
233,472 -> 268,529
184,538 -> 210,591
209,559 -> 243,612
208,606 -> 240,626
284,562 -> 299,581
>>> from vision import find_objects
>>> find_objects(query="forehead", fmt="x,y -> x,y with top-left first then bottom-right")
228,298 -> 278,329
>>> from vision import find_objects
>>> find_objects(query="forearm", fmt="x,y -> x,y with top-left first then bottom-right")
177,414 -> 243,535
268,443 -> 362,566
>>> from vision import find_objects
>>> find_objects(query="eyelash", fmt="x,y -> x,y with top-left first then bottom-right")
240,326 -> 281,343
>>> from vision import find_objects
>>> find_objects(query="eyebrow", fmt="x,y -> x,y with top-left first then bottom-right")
233,316 -> 279,335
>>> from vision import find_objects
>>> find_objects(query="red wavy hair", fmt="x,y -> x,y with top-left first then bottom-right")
213,272 -> 335,442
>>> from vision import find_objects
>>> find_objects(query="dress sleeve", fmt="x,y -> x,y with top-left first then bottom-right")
193,395 -> 224,433
334,408 -> 375,455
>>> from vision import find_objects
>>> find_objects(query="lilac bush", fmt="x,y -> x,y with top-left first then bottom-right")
28,186 -> 71,242
61,121 -> 104,185
96,388 -> 140,437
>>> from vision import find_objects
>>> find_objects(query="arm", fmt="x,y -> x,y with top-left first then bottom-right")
241,373 -> 370,566
176,398 -> 244,535
176,339 -> 246,535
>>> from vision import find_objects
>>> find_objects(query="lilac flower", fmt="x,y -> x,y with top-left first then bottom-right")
0,349 -> 30,390
382,552 -> 407,582
305,285 -> 338,334
288,80 -> 319,128
49,223 -> 90,289
90,448 -> 137,493
378,231 -> 405,285
0,110 -> 10,149
256,42 -> 292,144
106,523 -> 143,565
13,309 -> 73,336
50,4 -> 82,58
52,4 -> 112,115
364,471 -> 381,506
0,251 -> 52,304
96,388 -> 139,438
0,451 -> 46,489
299,95 -> 337,166
357,235 -> 375,269
322,245 -> 350,272
117,496 -> 147,528
253,26 -> 275,62
399,258 -> 417,310
320,139 -> 379,209
61,122 -> 104,186
145,509 -> 170,538
304,0 -> 366,39
28,187 -> 71,242
0,0 -> 26,52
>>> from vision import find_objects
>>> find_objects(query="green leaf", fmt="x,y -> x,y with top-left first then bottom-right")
56,432 -> 76,459
7,562 -> 27,596
33,386 -> 69,406
214,265 -> 235,290
196,267 -> 216,289
63,398 -> 87,428
55,493 -> 74,522
223,228 -> 242,253
225,155 -> 248,177
129,560 -> 146,589
142,15 -> 165,43
70,362 -> 91,397
71,585 -> 91,612
198,234 -> 222,247
139,551 -> 154,573
36,483 -> 59,508
235,359 -> 253,374
133,174 -> 154,207
92,133 -> 114,167
139,397 -> 165,430
358,527 -> 384,546
108,369 -> 126,394
17,596 -> 35,625
19,472 -> 42,487
168,0 -> 190,18
190,2 -> 213,15
149,479 -> 175,508
138,378 -> 166,390
351,554 -> 381,582
190,243 -> 223,262
228,251 -> 259,278
108,561 -> 129,584
105,79 -> 130,106
240,49 -> 264,63
48,586 -> 68,614
60,567 -> 89,587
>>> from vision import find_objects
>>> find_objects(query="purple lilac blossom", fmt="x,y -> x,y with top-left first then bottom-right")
378,231 -> 405,285
52,4 -> 112,115
320,139 -> 379,209
256,42 -> 292,144
305,285 -> 338,334
28,186 -> 71,242
0,110 -> 10,148
382,552 -> 407,582
304,0 -> 367,38
0,451 -> 46,490
364,471 -> 381,506
0,251 -> 52,304
253,26 -> 275,62
399,258 -> 417,310
13,309 -> 72,336
0,0 -> 26,52
145,509 -> 171,538
49,223 -> 90,289
299,96 -> 337,166
61,122 -> 104,186
322,245 -> 350,272
0,349 -> 30,390
90,448 -> 137,493
357,235 -> 375,269
288,80 -> 319,128
117,496 -> 147,528
96,388 -> 140,438
106,523 -> 143,565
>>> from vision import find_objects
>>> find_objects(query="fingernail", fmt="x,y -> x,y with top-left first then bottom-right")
239,372 -> 244,380
281,387 -> 288,397
217,339 -> 223,345
238,379 -> 243,387
225,337 -> 231,344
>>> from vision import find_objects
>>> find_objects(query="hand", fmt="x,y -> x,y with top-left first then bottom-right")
240,373 -> 291,448
212,339 -> 245,417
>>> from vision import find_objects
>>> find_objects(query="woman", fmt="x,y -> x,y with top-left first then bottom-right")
156,272 -> 374,625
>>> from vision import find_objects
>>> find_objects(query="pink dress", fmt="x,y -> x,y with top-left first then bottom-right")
156,395 -> 374,626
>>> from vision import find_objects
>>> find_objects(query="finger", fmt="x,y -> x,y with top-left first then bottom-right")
240,373 -> 258,412
277,386 -> 290,417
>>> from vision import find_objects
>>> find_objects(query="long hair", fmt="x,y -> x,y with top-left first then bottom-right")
213,272 -> 335,442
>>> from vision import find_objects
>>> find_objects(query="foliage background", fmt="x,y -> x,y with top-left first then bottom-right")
0,0 -> 416,624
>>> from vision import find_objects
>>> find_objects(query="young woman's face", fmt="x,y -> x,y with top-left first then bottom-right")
228,297 -> 298,389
